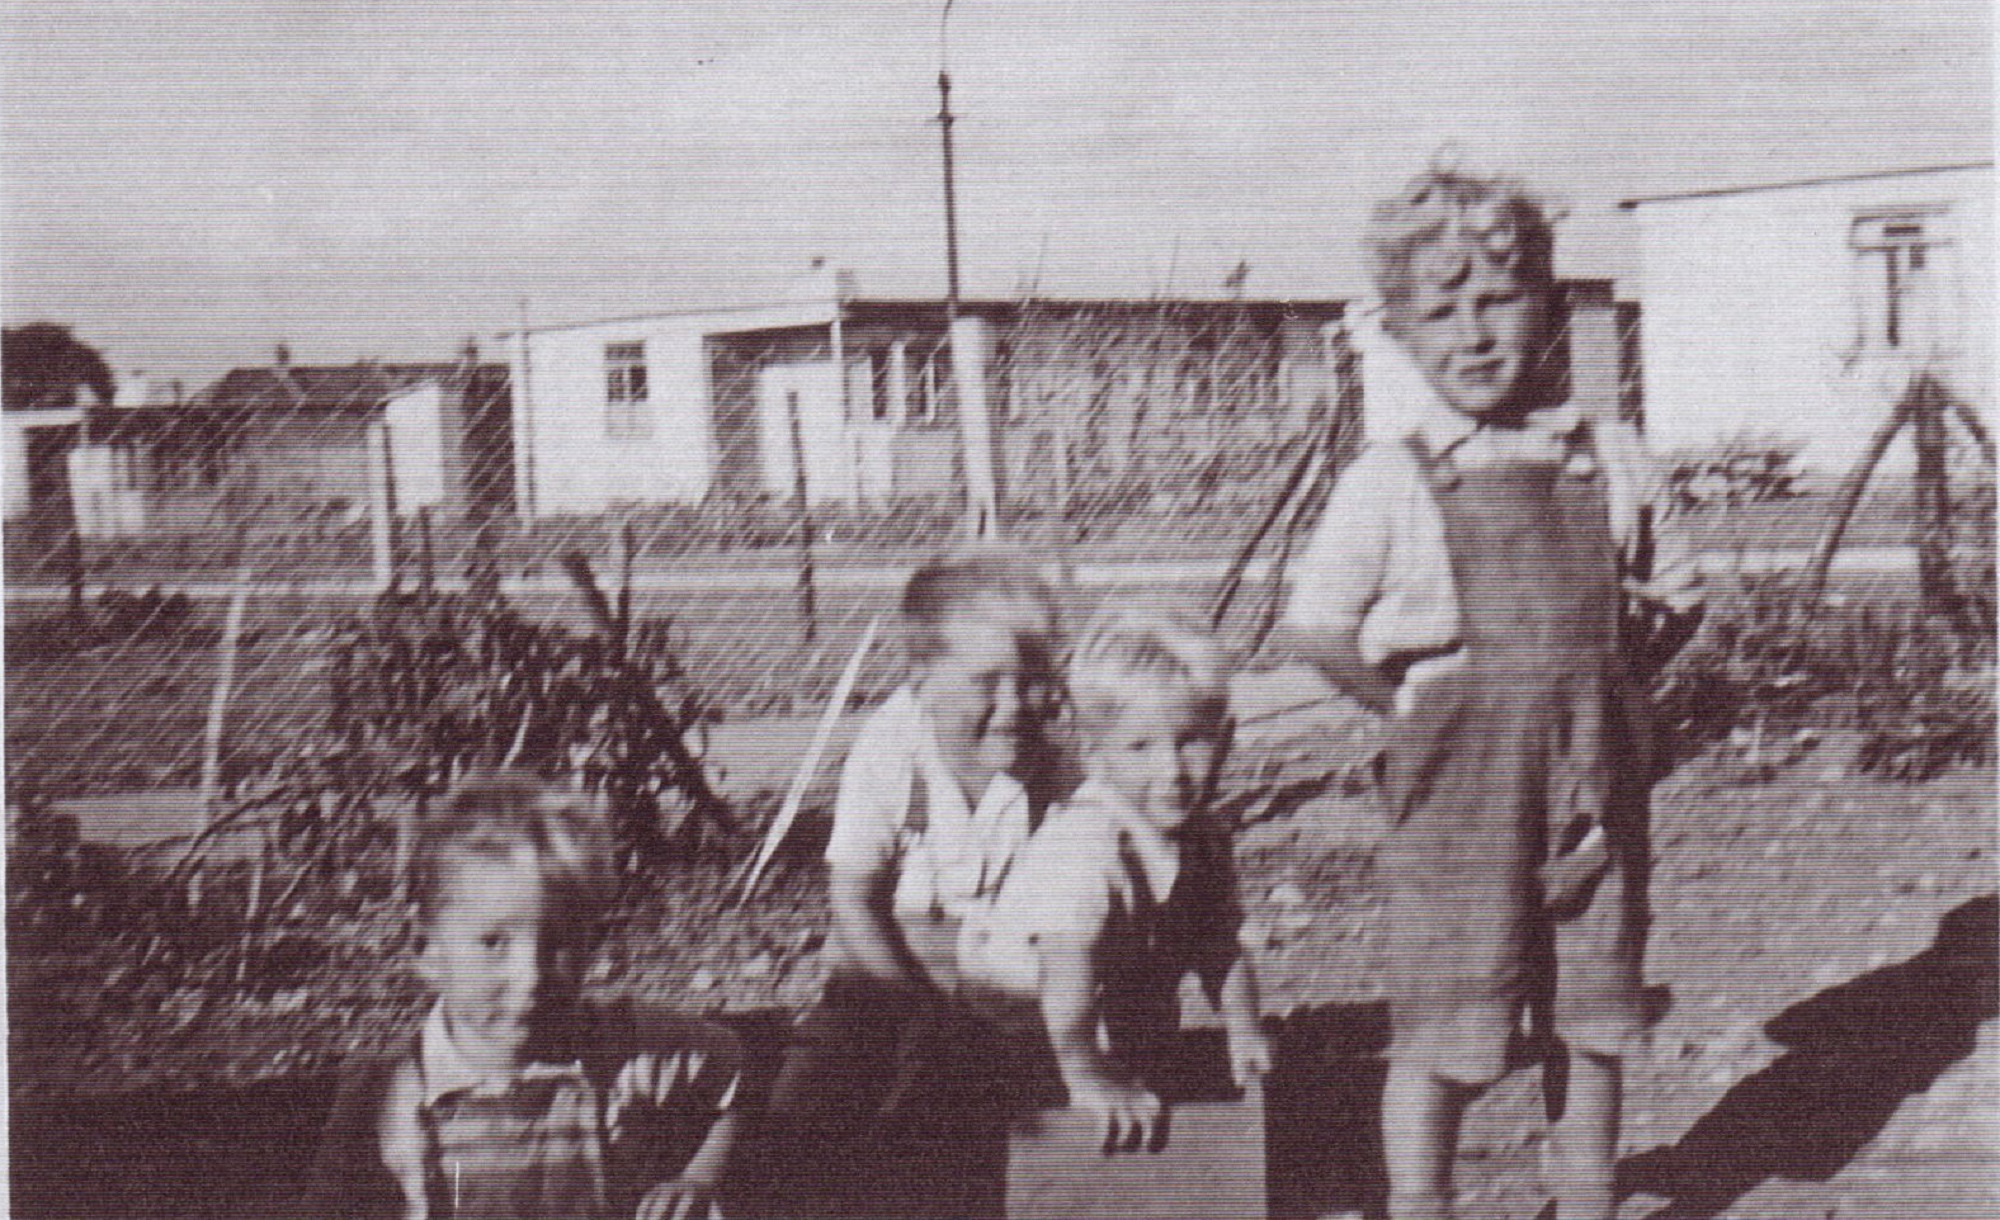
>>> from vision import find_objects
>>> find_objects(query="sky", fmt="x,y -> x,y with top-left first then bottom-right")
4,0 -> 1991,388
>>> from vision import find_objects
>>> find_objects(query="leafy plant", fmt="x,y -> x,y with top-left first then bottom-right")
1654,573 -> 1995,779
1663,442 -> 1805,515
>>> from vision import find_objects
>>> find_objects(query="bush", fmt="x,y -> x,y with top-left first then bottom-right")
309,565 -> 730,876
1663,442 -> 1806,515
5,587 -> 202,659
1654,574 -> 1995,779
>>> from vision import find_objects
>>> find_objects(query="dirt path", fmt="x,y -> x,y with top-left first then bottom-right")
1227,668 -> 1998,1220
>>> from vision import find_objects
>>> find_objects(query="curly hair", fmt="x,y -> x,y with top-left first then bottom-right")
1364,166 -> 1557,306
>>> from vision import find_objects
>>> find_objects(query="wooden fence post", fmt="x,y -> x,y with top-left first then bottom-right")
787,390 -> 818,642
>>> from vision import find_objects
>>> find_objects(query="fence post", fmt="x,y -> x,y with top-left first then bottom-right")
368,418 -> 400,594
1911,373 -> 1955,618
416,506 -> 435,602
787,390 -> 818,642
64,527 -> 85,626
200,568 -> 253,825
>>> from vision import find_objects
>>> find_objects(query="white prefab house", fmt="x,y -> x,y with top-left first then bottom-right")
1621,162 -> 1994,472
505,271 -> 1641,519
507,296 -> 846,517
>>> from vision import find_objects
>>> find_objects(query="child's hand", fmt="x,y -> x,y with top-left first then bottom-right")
1068,1076 -> 1165,1154
1226,1020 -> 1274,1087
636,1174 -> 720,1220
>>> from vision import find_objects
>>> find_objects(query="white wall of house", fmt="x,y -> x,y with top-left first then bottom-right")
1629,164 -> 1993,473
68,444 -> 147,538
384,381 -> 447,512
510,301 -> 837,516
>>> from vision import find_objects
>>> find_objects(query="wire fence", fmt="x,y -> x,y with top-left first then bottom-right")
5,293 -> 1989,818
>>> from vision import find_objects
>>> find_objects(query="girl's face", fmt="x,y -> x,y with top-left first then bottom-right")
1386,245 -> 1549,421
1085,686 -> 1226,836
419,847 -> 578,1076
916,598 -> 1058,793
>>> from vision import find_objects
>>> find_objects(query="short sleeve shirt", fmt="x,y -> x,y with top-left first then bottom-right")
957,781 -> 1239,1000
823,685 -> 1035,921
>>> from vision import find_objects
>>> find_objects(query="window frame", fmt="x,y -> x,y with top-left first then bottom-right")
603,340 -> 652,440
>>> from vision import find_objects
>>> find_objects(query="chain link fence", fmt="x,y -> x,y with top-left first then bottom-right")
5,302 -> 1368,803
10,287 -> 1983,818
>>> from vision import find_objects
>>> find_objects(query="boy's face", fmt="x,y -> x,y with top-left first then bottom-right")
1386,244 -> 1548,421
917,597 -> 1057,785
419,847 -> 578,1075
1085,686 -> 1227,836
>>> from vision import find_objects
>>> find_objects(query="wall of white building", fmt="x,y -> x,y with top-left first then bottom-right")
1630,165 -> 1992,473
511,301 -> 836,517
383,381 -> 447,512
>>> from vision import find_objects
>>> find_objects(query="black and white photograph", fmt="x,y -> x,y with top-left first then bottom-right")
3,3 -> 1993,1217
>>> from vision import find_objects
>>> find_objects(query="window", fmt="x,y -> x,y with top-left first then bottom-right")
604,341 -> 650,439
1850,210 -> 1946,356
915,344 -> 953,423
868,350 -> 892,421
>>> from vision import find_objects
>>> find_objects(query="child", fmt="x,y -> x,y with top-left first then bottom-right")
1285,167 -> 1701,1220
957,613 -> 1272,1153
769,549 -> 1067,1121
304,772 -> 742,1220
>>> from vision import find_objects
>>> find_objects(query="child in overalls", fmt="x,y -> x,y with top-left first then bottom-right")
957,613 -> 1272,1154
1286,168 -> 1701,1220
769,550 -> 1068,1129
305,772 -> 742,1220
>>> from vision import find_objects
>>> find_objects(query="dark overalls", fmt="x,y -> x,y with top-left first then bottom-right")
1379,432 -> 1651,1086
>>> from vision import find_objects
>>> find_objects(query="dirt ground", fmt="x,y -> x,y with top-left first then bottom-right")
9,663 -> 1997,1219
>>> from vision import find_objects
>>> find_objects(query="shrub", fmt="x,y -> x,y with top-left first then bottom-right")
1653,573 -> 1995,779
1663,442 -> 1806,515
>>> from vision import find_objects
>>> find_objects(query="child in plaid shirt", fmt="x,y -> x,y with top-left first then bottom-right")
305,773 -> 741,1220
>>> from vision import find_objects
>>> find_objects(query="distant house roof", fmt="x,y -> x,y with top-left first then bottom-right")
185,362 -> 495,414
1618,161 -> 1993,210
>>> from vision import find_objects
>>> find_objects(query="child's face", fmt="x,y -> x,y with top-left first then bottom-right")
916,598 -> 1057,785
1386,244 -> 1548,420
419,847 -> 578,1074
1085,687 -> 1227,836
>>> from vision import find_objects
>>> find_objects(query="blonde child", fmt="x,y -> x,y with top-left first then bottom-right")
770,549 -> 1068,1120
958,613 -> 1272,1152
304,772 -> 742,1220
1285,166 -> 1701,1220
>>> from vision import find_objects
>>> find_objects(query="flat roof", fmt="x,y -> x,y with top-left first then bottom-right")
1618,161 -> 1993,209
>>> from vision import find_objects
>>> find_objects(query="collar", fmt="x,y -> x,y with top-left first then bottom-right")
418,1003 -> 585,1106
1074,780 -> 1182,904
1411,398 -> 1586,460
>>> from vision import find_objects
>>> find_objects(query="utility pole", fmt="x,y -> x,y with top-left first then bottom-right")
937,0 -> 998,538
938,65 -> 962,316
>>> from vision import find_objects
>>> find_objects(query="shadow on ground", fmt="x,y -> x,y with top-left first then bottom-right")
1620,892 -> 1999,1220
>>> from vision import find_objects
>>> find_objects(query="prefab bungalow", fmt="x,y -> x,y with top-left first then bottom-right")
507,271 -> 1632,519
1621,162 -> 1994,472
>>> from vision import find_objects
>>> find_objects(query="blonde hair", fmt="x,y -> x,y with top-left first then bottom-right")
412,770 -> 613,943
1364,164 -> 1556,307
1066,613 -> 1230,740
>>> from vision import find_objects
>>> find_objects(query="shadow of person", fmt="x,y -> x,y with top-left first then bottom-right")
1619,893 -> 1999,1220
1264,1000 -> 1392,1220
